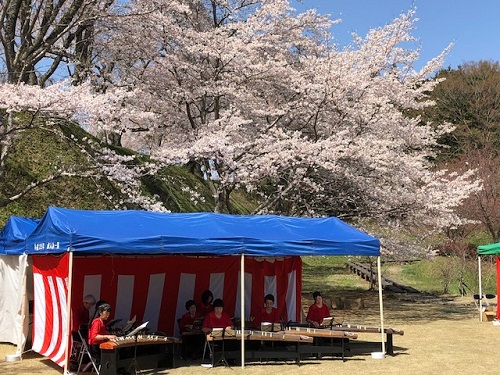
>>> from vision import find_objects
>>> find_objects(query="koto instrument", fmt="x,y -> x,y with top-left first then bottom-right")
331,323 -> 404,335
99,334 -> 179,375
208,329 -> 313,343
285,326 -> 358,339
329,323 -> 404,355
100,334 -> 180,350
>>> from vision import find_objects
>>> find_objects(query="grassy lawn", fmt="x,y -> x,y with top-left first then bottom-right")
301,256 -> 368,296
302,255 -> 497,297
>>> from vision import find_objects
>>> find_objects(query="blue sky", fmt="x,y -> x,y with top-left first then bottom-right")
293,0 -> 500,70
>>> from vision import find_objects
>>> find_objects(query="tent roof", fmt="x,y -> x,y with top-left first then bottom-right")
477,242 -> 500,255
24,206 -> 380,256
0,216 -> 40,255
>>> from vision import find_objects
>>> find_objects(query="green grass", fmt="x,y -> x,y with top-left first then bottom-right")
0,114 -> 260,225
301,255 -> 497,297
395,257 -> 496,295
301,256 -> 370,296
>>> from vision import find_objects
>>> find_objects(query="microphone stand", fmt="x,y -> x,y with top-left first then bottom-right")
128,322 -> 149,375
127,327 -> 147,374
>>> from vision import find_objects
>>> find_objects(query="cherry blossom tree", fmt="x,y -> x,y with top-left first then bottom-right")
0,1 -> 482,257
83,1 -> 479,231
0,1 -> 169,210
0,81 -> 167,210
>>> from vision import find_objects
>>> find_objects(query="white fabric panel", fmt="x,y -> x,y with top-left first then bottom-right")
115,275 -> 134,322
32,273 -> 46,353
286,270 -> 297,322
174,273 -> 196,336
143,273 -> 166,332
45,277 -> 60,356
264,275 -> 278,309
83,274 -> 102,322
52,276 -> 69,364
21,256 -> 30,352
0,254 -> 29,353
235,272 -> 252,319
210,273 -> 225,300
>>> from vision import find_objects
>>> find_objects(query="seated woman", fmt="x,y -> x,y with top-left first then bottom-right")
179,299 -> 202,332
178,299 -> 203,360
88,303 -> 117,357
201,298 -> 233,334
88,299 -> 108,327
306,291 -> 331,328
252,294 -> 280,330
202,298 -> 237,359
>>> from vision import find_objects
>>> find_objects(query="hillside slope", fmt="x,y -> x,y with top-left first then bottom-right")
0,118 -> 257,225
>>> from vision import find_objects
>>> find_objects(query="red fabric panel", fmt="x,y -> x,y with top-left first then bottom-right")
161,262 -> 182,333
248,261 -> 265,319
70,255 -> 300,335
33,254 -> 301,368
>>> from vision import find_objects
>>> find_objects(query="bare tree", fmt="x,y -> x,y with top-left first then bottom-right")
0,0 -> 115,86
427,61 -> 500,160
427,61 -> 500,241
446,145 -> 500,242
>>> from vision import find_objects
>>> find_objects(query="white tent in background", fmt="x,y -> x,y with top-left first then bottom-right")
0,217 -> 40,355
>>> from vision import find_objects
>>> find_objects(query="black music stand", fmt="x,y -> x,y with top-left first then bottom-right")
212,328 -> 230,368
126,321 -> 149,374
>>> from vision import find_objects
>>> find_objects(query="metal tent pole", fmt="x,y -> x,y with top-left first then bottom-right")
240,253 -> 245,368
64,251 -> 74,374
377,256 -> 386,354
478,255 -> 483,322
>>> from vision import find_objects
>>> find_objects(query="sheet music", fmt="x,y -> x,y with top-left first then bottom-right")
261,322 -> 281,332
321,317 -> 333,326
210,328 -> 224,337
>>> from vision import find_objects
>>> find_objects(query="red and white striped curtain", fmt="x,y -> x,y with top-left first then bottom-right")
32,254 -> 302,367
32,254 -> 70,367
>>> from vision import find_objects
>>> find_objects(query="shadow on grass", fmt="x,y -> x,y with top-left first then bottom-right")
301,286 -> 477,327
349,341 -> 409,356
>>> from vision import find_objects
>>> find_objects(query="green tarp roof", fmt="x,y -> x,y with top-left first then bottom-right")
477,242 -> 500,255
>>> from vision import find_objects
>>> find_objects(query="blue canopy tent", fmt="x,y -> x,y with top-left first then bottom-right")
25,206 -> 380,256
22,206 -> 383,369
0,216 -> 40,354
0,216 -> 40,255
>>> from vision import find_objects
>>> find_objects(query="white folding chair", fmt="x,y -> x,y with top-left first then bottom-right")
473,293 -> 497,310
201,334 -> 214,364
76,328 -> 100,374
74,325 -> 88,365
71,338 -> 83,361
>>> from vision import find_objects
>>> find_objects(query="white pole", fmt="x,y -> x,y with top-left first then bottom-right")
478,256 -> 483,322
64,251 -> 74,375
240,254 -> 245,368
377,256 -> 386,354
18,254 -> 29,356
